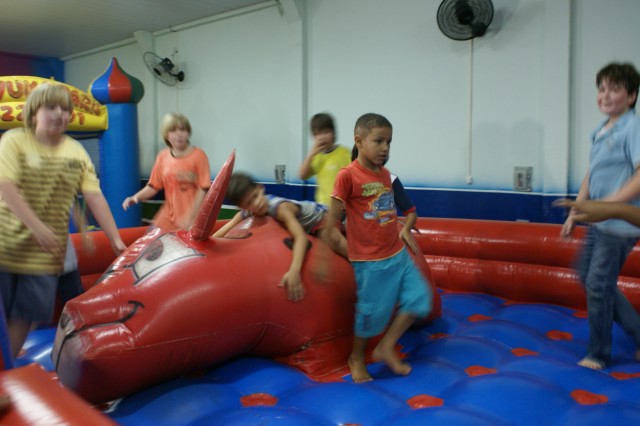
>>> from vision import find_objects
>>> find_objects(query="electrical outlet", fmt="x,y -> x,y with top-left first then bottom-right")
275,164 -> 286,183
514,167 -> 532,192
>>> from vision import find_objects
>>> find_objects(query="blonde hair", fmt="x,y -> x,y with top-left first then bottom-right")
160,112 -> 192,147
24,83 -> 74,131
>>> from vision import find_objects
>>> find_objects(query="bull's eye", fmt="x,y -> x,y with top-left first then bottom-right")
132,234 -> 202,282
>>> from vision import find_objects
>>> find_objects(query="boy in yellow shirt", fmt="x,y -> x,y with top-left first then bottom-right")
299,113 -> 351,206
0,84 -> 126,358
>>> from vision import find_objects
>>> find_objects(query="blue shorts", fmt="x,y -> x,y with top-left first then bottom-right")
352,248 -> 432,338
0,272 -> 58,323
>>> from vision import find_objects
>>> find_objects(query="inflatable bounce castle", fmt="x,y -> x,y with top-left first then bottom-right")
2,59 -> 640,425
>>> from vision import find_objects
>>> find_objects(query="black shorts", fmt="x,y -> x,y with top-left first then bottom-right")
0,272 -> 58,323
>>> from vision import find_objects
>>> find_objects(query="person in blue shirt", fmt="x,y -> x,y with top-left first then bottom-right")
560,62 -> 640,370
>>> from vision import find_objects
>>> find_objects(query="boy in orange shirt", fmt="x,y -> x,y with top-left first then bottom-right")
123,112 -> 211,231
319,113 -> 432,382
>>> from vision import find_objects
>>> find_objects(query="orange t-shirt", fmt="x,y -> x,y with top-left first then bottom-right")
332,161 -> 403,261
148,147 -> 211,231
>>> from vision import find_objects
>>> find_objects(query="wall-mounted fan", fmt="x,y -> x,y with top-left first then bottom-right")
437,0 -> 494,41
143,51 -> 185,86
436,0 -> 495,187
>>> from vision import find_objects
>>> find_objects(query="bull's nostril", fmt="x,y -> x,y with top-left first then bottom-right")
60,313 -> 70,329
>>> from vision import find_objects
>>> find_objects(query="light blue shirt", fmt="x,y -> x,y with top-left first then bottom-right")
589,109 -> 640,236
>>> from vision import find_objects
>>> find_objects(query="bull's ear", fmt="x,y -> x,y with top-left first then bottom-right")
188,150 -> 235,241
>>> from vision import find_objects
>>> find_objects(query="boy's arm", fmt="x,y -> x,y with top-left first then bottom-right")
603,202 -> 640,226
182,187 -> 208,230
601,167 -> 640,203
299,136 -> 328,179
554,199 -> 640,227
561,172 -> 590,238
0,180 -> 63,259
83,191 -> 126,255
275,202 -> 309,301
314,197 -> 345,280
299,153 -> 315,180
575,173 -> 590,201
212,211 -> 244,238
185,156 -> 212,229
123,185 -> 159,210
399,211 -> 419,255
320,198 -> 343,241
392,176 -> 419,253
299,151 -> 318,180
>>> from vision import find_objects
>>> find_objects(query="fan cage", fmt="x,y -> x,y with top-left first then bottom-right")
437,0 -> 494,41
143,52 -> 183,86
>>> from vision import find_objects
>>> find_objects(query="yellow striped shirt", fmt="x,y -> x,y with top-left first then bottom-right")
0,128 -> 101,274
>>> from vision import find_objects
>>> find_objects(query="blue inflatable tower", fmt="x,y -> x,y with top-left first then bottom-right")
90,58 -> 144,228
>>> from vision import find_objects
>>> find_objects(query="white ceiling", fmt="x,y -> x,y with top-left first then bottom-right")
0,0 -> 270,58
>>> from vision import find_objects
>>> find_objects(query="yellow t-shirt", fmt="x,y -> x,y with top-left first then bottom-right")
309,145 -> 351,206
0,128 -> 101,274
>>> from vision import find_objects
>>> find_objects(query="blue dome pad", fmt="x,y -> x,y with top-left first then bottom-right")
21,291 -> 640,425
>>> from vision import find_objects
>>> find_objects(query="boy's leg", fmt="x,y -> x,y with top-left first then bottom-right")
0,272 -> 30,357
373,312 -> 416,376
7,319 -> 31,358
349,258 -> 396,382
374,249 -> 432,375
613,287 -> 640,363
575,228 -> 600,369
1,272 -> 58,359
57,269 -> 84,303
580,228 -> 635,369
349,336 -> 372,383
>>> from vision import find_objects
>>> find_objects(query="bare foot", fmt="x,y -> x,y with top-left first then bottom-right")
348,355 -> 373,383
577,357 -> 605,370
373,344 -> 412,376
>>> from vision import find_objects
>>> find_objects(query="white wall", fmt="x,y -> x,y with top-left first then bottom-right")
63,0 -> 640,195
65,2 -> 301,180
306,0 -> 471,188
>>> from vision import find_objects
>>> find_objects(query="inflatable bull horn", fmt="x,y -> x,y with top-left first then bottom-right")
188,149 -> 235,240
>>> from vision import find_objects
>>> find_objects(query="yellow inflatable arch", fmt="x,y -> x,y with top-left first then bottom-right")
0,76 -> 107,133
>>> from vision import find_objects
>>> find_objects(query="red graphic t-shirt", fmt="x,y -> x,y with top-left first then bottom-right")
332,161 -> 404,261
